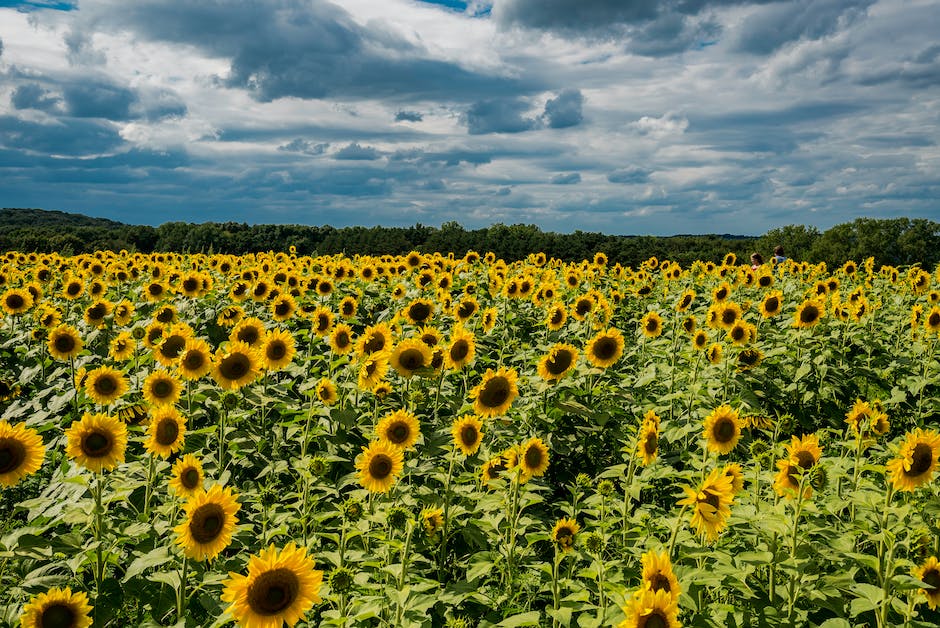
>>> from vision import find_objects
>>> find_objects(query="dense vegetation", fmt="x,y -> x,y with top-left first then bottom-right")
1,208 -> 938,268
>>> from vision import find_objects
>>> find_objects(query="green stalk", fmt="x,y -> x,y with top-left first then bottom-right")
176,555 -> 188,622
438,448 -> 457,578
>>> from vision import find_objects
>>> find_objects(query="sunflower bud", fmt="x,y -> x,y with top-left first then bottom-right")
597,479 -> 615,496
387,506 -> 409,531
328,566 -> 354,594
131,326 -> 146,340
342,498 -> 363,522
221,392 -> 239,411
575,472 -> 592,488
584,531 -> 605,554
310,456 -> 330,477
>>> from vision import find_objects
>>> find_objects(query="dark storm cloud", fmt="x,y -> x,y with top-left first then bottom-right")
92,0 -> 539,102
0,115 -> 124,155
542,89 -> 583,128
11,83 -> 61,111
465,98 -> 538,134
333,143 -> 382,160
63,81 -> 137,120
732,0 -> 875,55
551,172 -> 580,184
607,167 -> 651,184
395,110 -> 424,122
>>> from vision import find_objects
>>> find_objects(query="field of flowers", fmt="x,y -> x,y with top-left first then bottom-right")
1,248 -> 940,628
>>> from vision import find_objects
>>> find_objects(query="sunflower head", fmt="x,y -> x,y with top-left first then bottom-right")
390,339 -> 432,378
145,406 -> 186,458
793,299 -> 825,328
585,328 -> 625,368
212,342 -> 261,391
0,420 -> 45,487
703,405 -> 742,455
260,327 -> 296,371
677,467 -> 734,541
84,366 -> 128,406
470,367 -> 519,418
143,369 -> 183,406
887,428 -> 940,492
19,586 -> 93,628
174,484 -> 241,561
641,550 -> 681,601
551,517 -> 580,553
376,410 -> 421,450
518,437 -> 550,480
169,454 -> 204,499
47,325 -> 83,361
356,440 -> 404,493
914,556 -> 940,609
537,343 -> 579,382
451,415 -> 484,456
621,587 -> 681,628
65,413 -> 128,473
640,311 -> 663,338
421,507 -> 445,538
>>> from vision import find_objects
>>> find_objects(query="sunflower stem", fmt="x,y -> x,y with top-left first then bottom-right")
437,447 -> 457,580
395,521 -> 414,625
176,555 -> 188,621
217,405 -> 227,473
786,472 -> 809,623
93,471 -> 105,628
666,504 -> 689,560
69,355 -> 80,419
143,453 -> 156,520
621,454 -> 637,547
551,548 -> 562,627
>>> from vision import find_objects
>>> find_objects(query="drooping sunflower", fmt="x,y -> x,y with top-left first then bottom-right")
518,437 -> 550,480
376,409 -> 421,450
677,467 -> 735,541
174,484 -> 240,561
0,378 -> 20,403
913,556 -> 940,609
144,406 -> 186,458
83,366 -> 129,406
421,506 -> 445,538
451,415 -> 484,456
470,367 -> 519,418
330,323 -> 355,355
481,307 -> 498,333
0,420 -> 45,486
640,311 -> 664,338
212,342 -> 261,391
143,369 -> 183,406
19,586 -> 93,628
759,291 -> 783,318
703,405 -> 743,455
260,327 -> 296,372
585,328 -> 625,368
551,517 -> 580,553
178,337 -> 213,380
774,433 -> 823,498
169,453 -> 204,499
640,550 -> 681,601
736,348 -> 763,370
617,588 -> 681,628
356,440 -> 404,493
315,378 -> 338,406
445,327 -> 476,371
887,428 -> 940,492
389,338 -> 432,378
47,325 -> 83,361
845,398 -> 890,438
793,299 -> 825,328
65,412 -> 128,473
723,462 -> 745,494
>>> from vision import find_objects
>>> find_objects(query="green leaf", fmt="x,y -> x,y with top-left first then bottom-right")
497,611 -> 542,627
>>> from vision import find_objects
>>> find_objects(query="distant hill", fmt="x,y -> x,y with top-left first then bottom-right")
0,207 -> 129,229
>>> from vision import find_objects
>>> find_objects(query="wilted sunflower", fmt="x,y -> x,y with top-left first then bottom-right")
445,327 -> 476,371
19,586 -> 93,628
174,484 -> 240,561
913,556 -> 940,609
145,406 -> 186,458
736,348 -> 763,370
793,299 -> 825,328
47,325 -> 83,361
315,378 -> 338,406
376,409 -> 421,450
640,311 -> 664,338
330,323 -> 355,355
260,327 -> 296,372
109,331 -> 135,362
212,342 -> 261,391
143,369 -> 183,406
703,405 -> 743,455
537,343 -> 579,382
677,467 -> 735,541
421,507 -> 445,538
451,415 -> 484,456
0,378 -> 20,403
65,412 -> 128,473
357,352 -> 390,391
641,550 -> 681,601
470,367 -> 519,418
83,366 -> 128,406
887,428 -> 940,492
551,517 -> 580,553
169,453 -> 204,499
518,437 -> 550,480
481,307 -> 498,334
618,588 -> 681,628
0,420 -> 45,486
356,440 -> 404,493
178,337 -> 213,380
390,338 -> 432,378
585,328 -> 625,368
774,434 -> 823,498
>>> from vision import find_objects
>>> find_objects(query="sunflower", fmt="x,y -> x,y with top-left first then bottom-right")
217,306 -> 244,328
887,428 -> 940,492
480,456 -> 508,487
914,556 -> 940,609
153,323 -> 192,367
707,343 -> 723,365
35,305 -> 61,329
403,298 -> 435,325
390,338 -> 432,378
440,327 -> 474,371
421,507 -> 445,538
143,369 -> 183,406
926,307 -> 940,334
736,348 -> 763,370
637,421 -> 659,466
544,302 -> 567,331
356,322 -> 393,356
618,588 -> 681,628
260,328 -> 296,372
773,434 -> 823,498
19,586 -> 93,628
640,311 -> 664,338
0,378 -> 20,403
712,282 -> 732,302
212,342 -> 261,391
677,467 -> 734,541
723,462 -> 745,494
61,277 -> 85,300
759,291 -> 783,318
65,412 -> 128,473
470,367 -> 519,418
109,331 -> 135,362
330,323 -> 355,355
703,405 -> 742,455
356,440 -> 404,493
692,330 -> 709,351
315,378 -> 338,406
537,343 -> 579,382
358,353 -> 390,391
482,307 -> 498,333
84,366 -> 129,406
571,294 -> 595,321
518,437 -> 550,480
143,321 -> 166,350
144,406 -> 186,458
640,550 -> 681,601
451,415 -> 484,456
231,317 -> 266,348
83,300 -> 112,328
175,484 -> 240,561
551,517 -> 580,553
178,337 -> 213,380
376,409 -> 421,450
169,453 -> 205,499
0,420 -> 45,486
1,288 -> 32,316
47,325 -> 83,361
793,299 -> 825,328
585,328 -> 625,368
270,293 -> 297,322
714,301 -> 743,330
845,398 -> 890,438
454,296 -> 478,322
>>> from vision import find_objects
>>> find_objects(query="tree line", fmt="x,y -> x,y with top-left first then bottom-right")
1,208 -> 937,268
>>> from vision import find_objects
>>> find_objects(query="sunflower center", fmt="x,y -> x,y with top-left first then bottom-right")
369,454 -> 393,479
183,351 -> 205,371
39,602 -> 77,628
550,310 -> 564,325
800,305 -> 820,323
644,432 -> 658,455
267,341 -> 287,361
909,443 -> 934,476
524,445 -> 544,470
460,425 -> 478,447
387,423 -> 410,444
409,302 -> 431,322
0,438 -> 27,474
479,378 -> 509,407
450,341 -> 469,362
923,568 -> 940,592
161,336 -> 186,358
220,354 -> 250,380
190,503 -> 225,543
181,468 -> 200,489
794,450 -> 816,470
546,350 -> 573,375
0,381 -> 11,397
713,418 -> 736,443
67,283 -> 81,296
721,309 -> 737,325
81,431 -> 112,458
363,334 -> 386,353
642,611 -> 669,628
458,302 -> 475,318
648,573 -> 671,593
6,294 -> 24,309
156,418 -> 180,446
335,331 -> 350,348
731,326 -> 745,341
399,349 -> 424,370
576,300 -> 592,316
645,318 -> 659,333
275,302 -> 290,317
929,313 -> 940,327
555,527 -> 574,545
680,295 -> 692,309
183,278 -> 199,292
87,304 -> 106,320
53,335 -> 76,354
237,327 -> 260,345
593,338 -> 617,360
94,375 -> 118,396
152,380 -> 173,398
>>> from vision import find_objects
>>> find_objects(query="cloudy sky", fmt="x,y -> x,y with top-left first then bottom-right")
0,0 -> 938,235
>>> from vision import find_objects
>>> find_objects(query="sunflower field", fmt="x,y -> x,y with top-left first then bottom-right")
2,249 -> 940,628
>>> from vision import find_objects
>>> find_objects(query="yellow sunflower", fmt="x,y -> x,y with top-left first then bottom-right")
714,301 -> 743,330
677,467 -> 734,541
65,412 -> 128,473
230,317 -> 266,348
338,295 -> 358,319
537,343 -> 579,382
723,462 -> 745,494
913,556 -> 940,609
470,367 -> 519,418
518,436 -> 550,481
618,588 -> 681,628
925,307 -> 940,334
83,366 -> 128,406
480,456 -> 508,488
357,352 -> 390,391
144,406 -> 186,458
19,586 -> 93,628
774,434 -> 823,498
707,343 -> 723,365
169,453 -> 205,499
270,293 -> 297,322
356,440 -> 404,493
143,369 -> 183,407
845,398 -> 890,438
1,288 -> 32,316
0,420 -> 45,486
260,327 -> 296,372
421,506 -> 445,538
481,307 -> 498,333
445,327 -> 476,371
451,415 -> 484,456
545,302 -> 567,331
641,550 -> 681,601
356,322 -> 393,356
637,421 -> 659,466
793,299 -> 825,328
315,378 -> 338,406
702,405 -> 742,455
759,291 -> 783,318
551,517 -> 580,553
390,338 -> 432,378
585,328 -> 625,368
178,337 -> 213,380
887,428 -> 940,492
330,323 -> 355,355
153,323 -> 192,368
212,342 -> 261,391
640,311 -> 664,338
174,484 -> 241,561
109,331 -> 135,362
47,325 -> 83,361
376,409 -> 421,450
